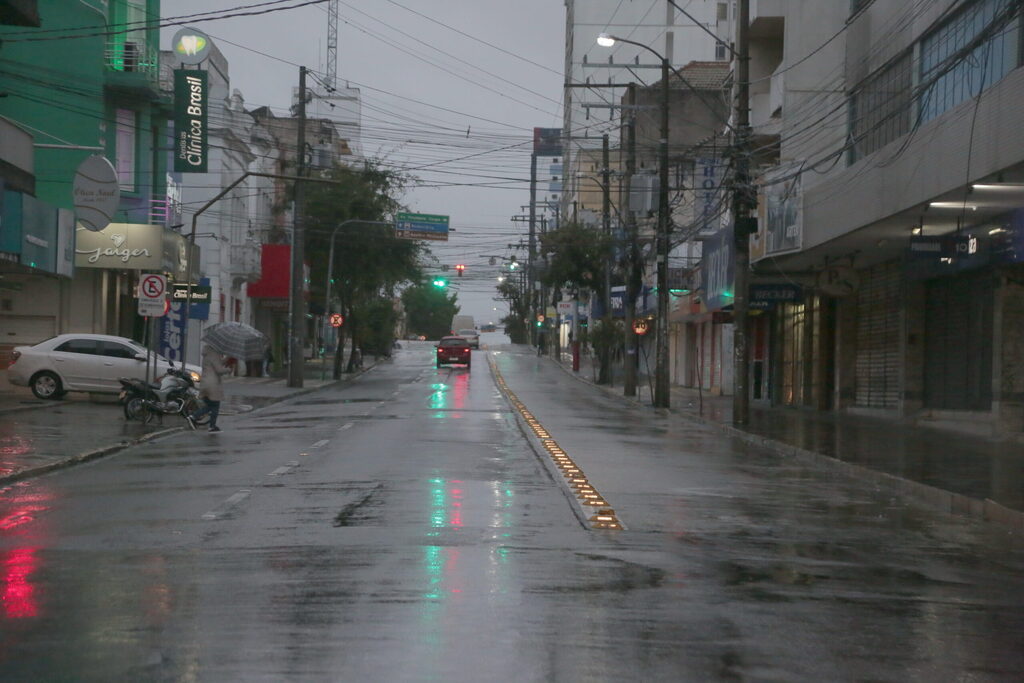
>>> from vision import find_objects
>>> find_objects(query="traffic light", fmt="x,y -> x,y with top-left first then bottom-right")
455,264 -> 465,277
432,278 -> 447,288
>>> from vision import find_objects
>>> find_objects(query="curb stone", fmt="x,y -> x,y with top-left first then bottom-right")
548,356 -> 1024,533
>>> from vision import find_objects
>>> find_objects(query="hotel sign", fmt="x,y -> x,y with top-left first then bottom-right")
174,69 -> 208,173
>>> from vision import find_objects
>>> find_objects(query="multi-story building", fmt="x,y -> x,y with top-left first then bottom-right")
561,0 -> 725,225
0,0 -> 193,361
741,0 -> 1024,439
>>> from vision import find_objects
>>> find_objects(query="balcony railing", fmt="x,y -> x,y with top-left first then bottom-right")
229,242 -> 262,281
105,39 -> 158,80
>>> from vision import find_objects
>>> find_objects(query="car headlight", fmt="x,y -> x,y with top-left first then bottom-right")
189,371 -> 201,383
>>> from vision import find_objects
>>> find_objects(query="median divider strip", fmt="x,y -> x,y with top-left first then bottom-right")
489,357 -> 623,531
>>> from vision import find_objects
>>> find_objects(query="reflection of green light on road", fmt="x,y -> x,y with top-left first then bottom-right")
423,545 -> 443,599
429,384 -> 447,410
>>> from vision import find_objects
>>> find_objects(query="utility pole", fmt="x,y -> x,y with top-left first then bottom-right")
623,84 -> 639,397
599,133 -> 613,383
288,65 -> 308,388
653,55 -> 671,408
528,153 -> 537,347
732,0 -> 753,424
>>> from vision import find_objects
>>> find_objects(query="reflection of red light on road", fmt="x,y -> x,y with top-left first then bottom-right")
452,373 -> 469,410
3,547 -> 39,618
450,487 -> 463,527
0,506 -> 47,531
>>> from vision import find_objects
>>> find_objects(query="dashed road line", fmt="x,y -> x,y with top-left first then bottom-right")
269,460 -> 300,476
201,489 -> 252,520
338,422 -> 354,432
311,439 -> 330,449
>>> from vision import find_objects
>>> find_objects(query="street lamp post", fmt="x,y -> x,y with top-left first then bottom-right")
598,33 -> 671,408
322,219 -> 391,379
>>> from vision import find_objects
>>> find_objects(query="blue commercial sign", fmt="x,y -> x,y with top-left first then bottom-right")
701,222 -> 735,311
160,301 -> 187,363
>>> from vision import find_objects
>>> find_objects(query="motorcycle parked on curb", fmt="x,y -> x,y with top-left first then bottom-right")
119,365 -> 208,426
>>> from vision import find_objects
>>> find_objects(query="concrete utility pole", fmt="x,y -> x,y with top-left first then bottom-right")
623,84 -> 639,398
528,153 -> 537,347
732,0 -> 753,424
653,55 -> 671,408
288,65 -> 308,388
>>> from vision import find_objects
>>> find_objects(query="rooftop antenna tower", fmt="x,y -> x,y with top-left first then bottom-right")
326,0 -> 338,88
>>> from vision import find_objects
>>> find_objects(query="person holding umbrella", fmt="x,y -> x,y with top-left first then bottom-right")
187,322 -> 269,433
187,344 -> 232,432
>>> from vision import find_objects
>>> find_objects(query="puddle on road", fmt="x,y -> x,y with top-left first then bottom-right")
293,397 -> 385,406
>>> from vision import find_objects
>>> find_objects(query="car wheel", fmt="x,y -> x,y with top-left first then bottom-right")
30,371 -> 63,400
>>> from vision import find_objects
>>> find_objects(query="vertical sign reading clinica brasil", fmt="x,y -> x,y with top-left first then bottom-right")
174,69 -> 207,173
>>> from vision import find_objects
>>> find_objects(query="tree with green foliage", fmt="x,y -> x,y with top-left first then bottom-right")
401,283 -> 459,340
538,221 -> 613,294
537,221 -> 615,381
497,277 -> 529,343
300,160 -> 424,377
361,297 -> 400,358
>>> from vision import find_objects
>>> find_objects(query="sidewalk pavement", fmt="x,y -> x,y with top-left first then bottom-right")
0,359 -> 369,485
554,348 -> 1024,530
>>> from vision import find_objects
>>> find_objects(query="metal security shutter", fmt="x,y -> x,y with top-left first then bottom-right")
854,263 -> 901,408
923,270 -> 993,410
0,315 -> 56,346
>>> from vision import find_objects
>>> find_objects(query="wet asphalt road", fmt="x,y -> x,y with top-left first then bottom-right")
0,342 -> 1023,681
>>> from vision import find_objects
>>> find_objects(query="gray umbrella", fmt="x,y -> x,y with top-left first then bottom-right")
201,321 -> 269,361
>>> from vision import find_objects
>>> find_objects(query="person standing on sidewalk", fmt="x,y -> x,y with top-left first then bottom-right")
187,346 -> 232,432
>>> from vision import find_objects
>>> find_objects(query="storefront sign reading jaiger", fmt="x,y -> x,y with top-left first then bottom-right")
74,223 -> 192,273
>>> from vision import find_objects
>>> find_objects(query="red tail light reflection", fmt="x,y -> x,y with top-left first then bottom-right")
2,547 -> 40,618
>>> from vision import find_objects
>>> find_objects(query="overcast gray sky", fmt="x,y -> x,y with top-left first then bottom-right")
162,0 -> 566,326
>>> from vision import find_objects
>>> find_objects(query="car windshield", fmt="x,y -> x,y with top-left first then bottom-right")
457,329 -> 477,336
440,338 -> 466,347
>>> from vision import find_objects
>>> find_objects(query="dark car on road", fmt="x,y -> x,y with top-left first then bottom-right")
436,336 -> 471,369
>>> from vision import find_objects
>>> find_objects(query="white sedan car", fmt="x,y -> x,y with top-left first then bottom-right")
7,333 -> 201,400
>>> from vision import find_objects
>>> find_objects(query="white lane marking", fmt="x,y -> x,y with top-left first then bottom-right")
311,439 -> 330,449
269,460 -> 300,476
201,489 -> 252,520
338,423 -> 353,432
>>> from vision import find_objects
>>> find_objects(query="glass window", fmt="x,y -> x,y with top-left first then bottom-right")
55,339 -> 100,355
440,338 -> 466,347
100,342 -> 138,359
849,51 -> 912,162
116,108 -> 136,191
919,0 -> 1020,123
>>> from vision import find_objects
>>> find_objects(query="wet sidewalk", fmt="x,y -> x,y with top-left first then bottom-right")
0,360 -> 370,485
554,348 -> 1024,528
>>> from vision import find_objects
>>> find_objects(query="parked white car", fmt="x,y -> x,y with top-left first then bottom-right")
7,333 -> 201,400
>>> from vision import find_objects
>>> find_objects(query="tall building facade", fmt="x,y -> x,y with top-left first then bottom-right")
740,0 -> 1024,438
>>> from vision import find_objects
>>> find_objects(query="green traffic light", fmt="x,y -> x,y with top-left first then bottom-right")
432,279 -> 447,288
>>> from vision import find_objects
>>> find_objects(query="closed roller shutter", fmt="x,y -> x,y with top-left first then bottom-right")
923,270 -> 993,410
854,262 -> 901,409
0,315 -> 56,368
0,315 -> 56,346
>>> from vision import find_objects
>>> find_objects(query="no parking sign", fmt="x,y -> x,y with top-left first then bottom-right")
138,273 -> 167,317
